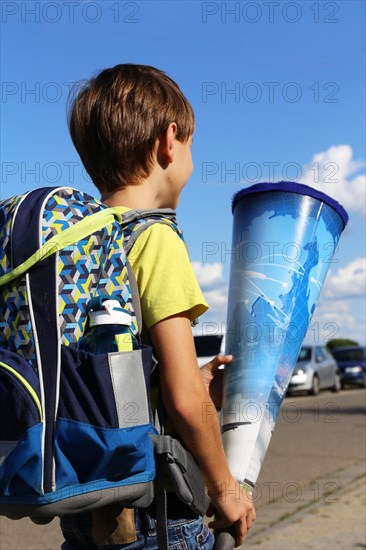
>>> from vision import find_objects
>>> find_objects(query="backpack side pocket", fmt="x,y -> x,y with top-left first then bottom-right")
52,345 -> 156,510
0,349 -> 43,499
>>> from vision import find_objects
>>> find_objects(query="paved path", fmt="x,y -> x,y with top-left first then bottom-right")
241,388 -> 366,549
243,460 -> 366,549
1,389 -> 365,549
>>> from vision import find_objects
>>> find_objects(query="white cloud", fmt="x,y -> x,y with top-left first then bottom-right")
202,288 -> 228,309
191,261 -> 224,288
322,257 -> 366,300
301,144 -> 365,217
290,257 -> 366,344
306,298 -> 365,346
192,261 -> 228,322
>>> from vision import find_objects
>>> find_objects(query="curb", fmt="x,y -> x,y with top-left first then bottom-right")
242,461 -> 366,549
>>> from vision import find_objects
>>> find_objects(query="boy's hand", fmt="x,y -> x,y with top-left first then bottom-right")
206,477 -> 256,548
150,316 -> 253,546
199,354 -> 232,408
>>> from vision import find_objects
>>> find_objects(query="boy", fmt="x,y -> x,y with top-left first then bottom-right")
62,64 -> 255,549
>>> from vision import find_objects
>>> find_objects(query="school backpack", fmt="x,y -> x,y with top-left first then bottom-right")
0,186 -> 187,524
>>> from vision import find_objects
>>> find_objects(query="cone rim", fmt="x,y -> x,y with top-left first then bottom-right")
232,181 -> 349,228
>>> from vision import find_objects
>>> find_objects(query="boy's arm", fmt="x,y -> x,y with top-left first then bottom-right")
149,313 -> 256,548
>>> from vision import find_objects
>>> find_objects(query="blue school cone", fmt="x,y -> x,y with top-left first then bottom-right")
214,182 -> 348,549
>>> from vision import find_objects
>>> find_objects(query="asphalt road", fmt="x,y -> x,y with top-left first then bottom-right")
249,386 -> 366,506
0,388 -> 365,550
243,387 -> 366,549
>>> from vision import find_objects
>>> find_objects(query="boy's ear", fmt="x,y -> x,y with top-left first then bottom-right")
157,122 -> 177,167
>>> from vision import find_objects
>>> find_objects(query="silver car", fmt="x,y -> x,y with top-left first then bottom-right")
288,345 -> 341,395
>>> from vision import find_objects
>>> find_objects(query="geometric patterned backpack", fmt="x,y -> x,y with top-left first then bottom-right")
0,186 -> 182,523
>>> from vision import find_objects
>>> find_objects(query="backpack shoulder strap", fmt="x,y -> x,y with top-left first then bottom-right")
0,188 -> 123,287
121,208 -> 184,255
119,208 -> 184,343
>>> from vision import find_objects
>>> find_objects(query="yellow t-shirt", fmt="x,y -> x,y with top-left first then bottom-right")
123,214 -> 209,490
117,209 -> 208,330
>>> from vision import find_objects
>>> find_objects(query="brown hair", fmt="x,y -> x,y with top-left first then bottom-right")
67,64 -> 195,193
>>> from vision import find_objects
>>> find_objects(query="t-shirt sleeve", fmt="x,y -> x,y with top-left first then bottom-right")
128,223 -> 208,329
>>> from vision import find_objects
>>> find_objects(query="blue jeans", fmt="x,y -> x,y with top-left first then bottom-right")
61,508 -> 214,549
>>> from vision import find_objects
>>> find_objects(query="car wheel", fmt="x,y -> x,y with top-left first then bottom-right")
331,372 -> 341,392
362,373 -> 366,389
309,374 -> 320,396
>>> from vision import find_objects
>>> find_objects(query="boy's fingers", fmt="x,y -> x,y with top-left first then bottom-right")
235,521 -> 248,547
208,519 -> 228,530
208,517 -> 242,530
206,502 -> 215,517
213,354 -> 233,368
201,354 -> 232,373
208,520 -> 247,547
246,515 -> 253,530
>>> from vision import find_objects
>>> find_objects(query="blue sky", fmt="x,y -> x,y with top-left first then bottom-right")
1,0 -> 365,344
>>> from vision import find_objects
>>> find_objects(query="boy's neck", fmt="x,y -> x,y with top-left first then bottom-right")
102,183 -> 161,210
102,170 -> 178,211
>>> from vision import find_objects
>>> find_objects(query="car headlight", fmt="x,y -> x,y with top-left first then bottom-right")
297,369 -> 305,375
345,366 -> 363,373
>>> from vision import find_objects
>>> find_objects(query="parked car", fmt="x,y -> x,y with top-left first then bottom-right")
194,334 -> 225,367
330,346 -> 366,388
288,345 -> 341,395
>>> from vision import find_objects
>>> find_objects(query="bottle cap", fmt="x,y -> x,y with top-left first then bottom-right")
88,299 -> 132,327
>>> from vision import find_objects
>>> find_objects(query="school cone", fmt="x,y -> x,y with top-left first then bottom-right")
213,182 -> 348,550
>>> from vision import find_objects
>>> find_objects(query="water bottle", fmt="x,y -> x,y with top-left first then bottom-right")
78,297 -> 140,353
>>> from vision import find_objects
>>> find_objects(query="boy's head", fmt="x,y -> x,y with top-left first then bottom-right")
68,64 -> 195,194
